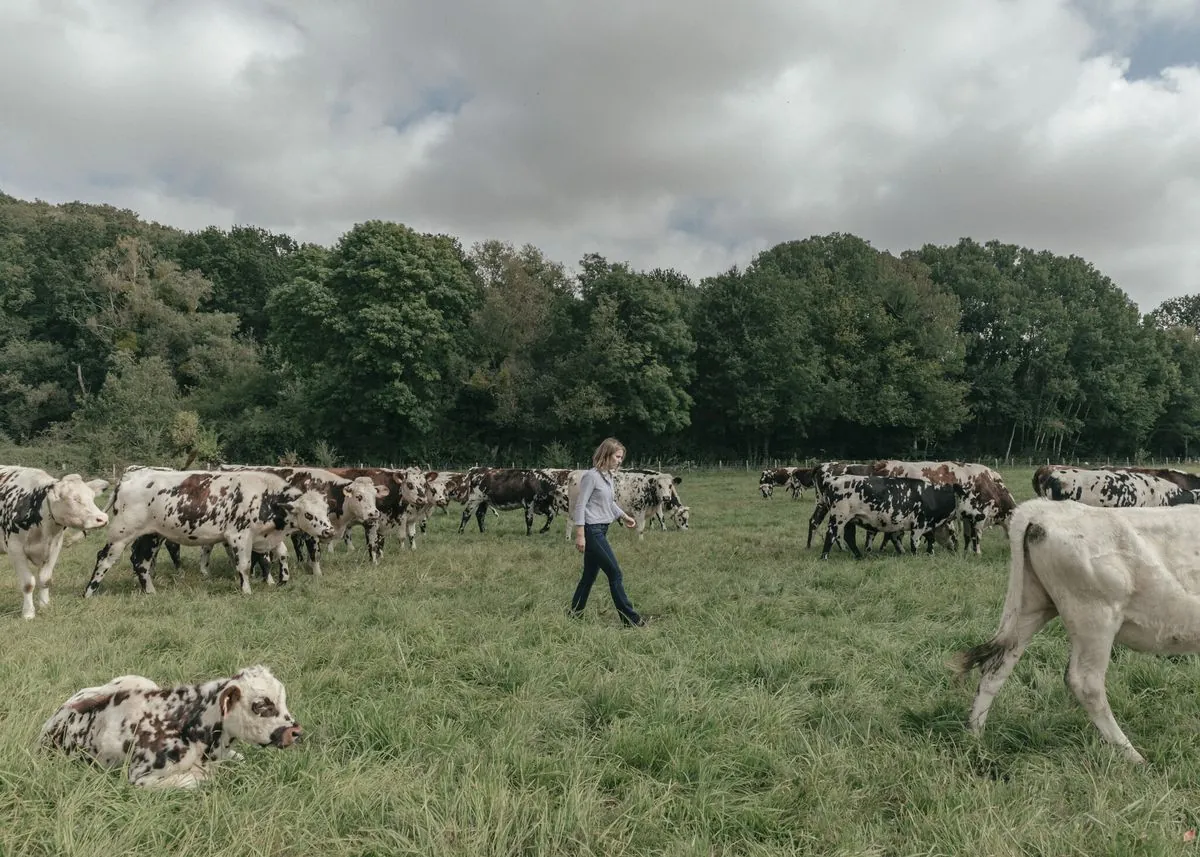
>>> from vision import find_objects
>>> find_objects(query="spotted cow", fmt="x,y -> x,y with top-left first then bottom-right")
213,465 -> 384,578
83,468 -> 335,597
459,467 -> 559,535
759,467 -> 811,499
819,474 -> 962,560
40,665 -> 301,789
1032,467 -> 1189,508
325,467 -> 432,558
0,467 -> 109,619
807,462 -> 873,548
871,460 -> 1016,554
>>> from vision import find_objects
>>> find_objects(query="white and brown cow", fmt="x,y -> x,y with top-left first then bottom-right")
40,664 -> 301,789
819,474 -> 961,560
214,465 -> 384,578
325,466 -> 431,557
564,468 -> 686,541
871,460 -> 1015,554
459,467 -> 559,535
1032,467 -> 1188,508
956,498 -> 1200,763
83,468 -> 335,597
759,467 -> 811,499
0,467 -> 109,619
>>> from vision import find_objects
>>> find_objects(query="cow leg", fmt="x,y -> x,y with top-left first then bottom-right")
199,545 -> 214,577
270,543 -> 287,585
84,538 -> 133,598
844,522 -> 865,559
226,537 -> 253,595
967,606 -> 1057,736
820,518 -> 841,560
538,510 -> 554,535
1063,620 -> 1144,762
129,534 -> 160,594
165,540 -> 182,570
477,503 -> 489,534
406,518 -> 417,550
458,505 -> 472,534
9,548 -> 38,619
365,521 -> 382,563
807,502 -> 830,548
863,530 -> 876,553
524,503 -> 535,536
34,535 -> 68,610
308,538 -> 323,575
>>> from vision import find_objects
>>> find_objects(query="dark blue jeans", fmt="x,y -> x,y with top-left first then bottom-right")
570,523 -> 642,626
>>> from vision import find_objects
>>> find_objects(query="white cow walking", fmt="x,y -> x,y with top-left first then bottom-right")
955,497 -> 1200,763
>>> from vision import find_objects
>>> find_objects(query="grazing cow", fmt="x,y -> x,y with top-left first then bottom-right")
955,498 -> 1200,764
40,665 -> 301,789
325,467 -> 431,558
819,475 -> 961,560
758,467 -> 813,499
807,463 -> 873,548
1033,467 -> 1188,508
83,468 -> 335,597
563,468 -> 685,541
215,465 -> 384,578
459,468 -> 559,535
0,467 -> 109,619
871,460 -> 1016,554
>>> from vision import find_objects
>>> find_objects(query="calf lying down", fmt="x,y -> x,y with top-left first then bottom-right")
40,665 -> 301,789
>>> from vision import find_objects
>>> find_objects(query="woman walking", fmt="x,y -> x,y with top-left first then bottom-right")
569,437 -> 646,627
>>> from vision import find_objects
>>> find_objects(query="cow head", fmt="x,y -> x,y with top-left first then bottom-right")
759,482 -> 774,498
285,490 -> 336,539
218,665 -> 302,749
672,505 -> 691,529
393,468 -> 428,506
48,474 -> 109,531
344,476 -> 383,524
653,473 -> 683,507
931,522 -> 958,552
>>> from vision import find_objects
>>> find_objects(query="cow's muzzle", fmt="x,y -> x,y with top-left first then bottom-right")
84,514 -> 109,531
270,723 -> 303,748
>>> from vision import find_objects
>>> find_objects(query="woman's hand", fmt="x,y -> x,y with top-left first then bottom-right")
622,515 -> 636,529
575,532 -> 586,553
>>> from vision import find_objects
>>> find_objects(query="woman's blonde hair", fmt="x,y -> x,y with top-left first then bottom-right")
592,437 -> 626,472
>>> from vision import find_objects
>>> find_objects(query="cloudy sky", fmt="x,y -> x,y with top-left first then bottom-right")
2,0 -> 1198,310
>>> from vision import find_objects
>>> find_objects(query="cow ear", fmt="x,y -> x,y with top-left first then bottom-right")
673,476 -> 682,485
219,685 -> 242,716
86,478 -> 110,495
374,484 -> 389,498
426,471 -> 438,482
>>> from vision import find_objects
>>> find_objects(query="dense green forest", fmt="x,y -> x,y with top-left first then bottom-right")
2,190 -> 1198,471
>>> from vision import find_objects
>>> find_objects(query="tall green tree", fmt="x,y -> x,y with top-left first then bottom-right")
267,221 -> 482,459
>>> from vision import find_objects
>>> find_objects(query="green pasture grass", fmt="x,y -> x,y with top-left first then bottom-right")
4,466 -> 1200,855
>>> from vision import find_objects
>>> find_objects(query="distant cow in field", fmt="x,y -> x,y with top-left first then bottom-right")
325,466 -> 432,558
1032,467 -> 1188,508
459,468 -> 559,535
819,474 -> 961,560
0,466 -> 109,619
956,498 -> 1200,763
871,460 -> 1015,554
40,664 -> 302,789
83,468 -> 335,597
759,467 -> 812,499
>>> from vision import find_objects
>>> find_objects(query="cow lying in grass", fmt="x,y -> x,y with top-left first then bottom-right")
40,665 -> 302,789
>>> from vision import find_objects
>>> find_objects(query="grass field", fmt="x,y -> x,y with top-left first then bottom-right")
5,465 -> 1200,856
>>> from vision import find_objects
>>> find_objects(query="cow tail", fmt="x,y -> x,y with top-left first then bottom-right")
952,506 -> 1042,679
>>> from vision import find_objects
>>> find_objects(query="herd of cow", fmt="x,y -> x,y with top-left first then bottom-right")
13,454 -> 1200,774
763,458 -> 1200,763
0,462 -> 688,620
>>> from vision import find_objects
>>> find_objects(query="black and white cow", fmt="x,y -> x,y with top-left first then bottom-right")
83,468 -> 335,597
459,467 -> 560,535
214,465 -> 384,578
807,462 -> 873,548
819,474 -> 961,560
40,664 -> 301,789
565,468 -> 686,540
1033,467 -> 1188,508
871,460 -> 1016,554
0,467 -> 109,619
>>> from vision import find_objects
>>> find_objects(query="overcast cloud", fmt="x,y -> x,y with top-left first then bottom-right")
2,0 -> 1198,310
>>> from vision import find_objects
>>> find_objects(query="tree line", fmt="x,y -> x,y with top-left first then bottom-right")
2,191 -> 1198,471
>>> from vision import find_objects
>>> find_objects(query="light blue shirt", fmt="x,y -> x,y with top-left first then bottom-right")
573,469 -> 627,526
